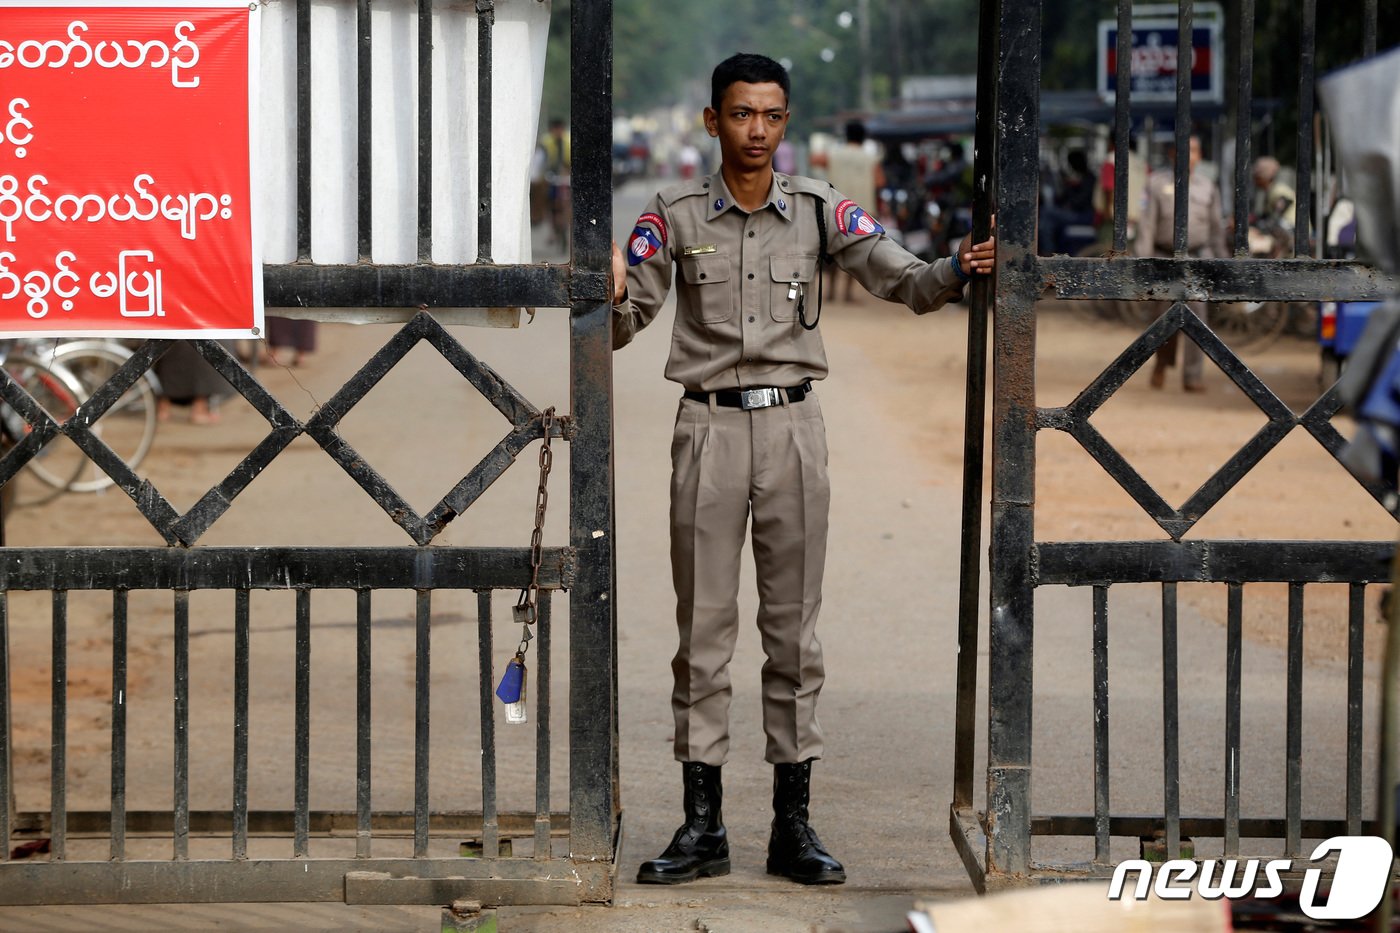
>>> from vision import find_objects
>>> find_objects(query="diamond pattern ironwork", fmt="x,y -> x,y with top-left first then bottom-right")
1040,302 -> 1391,541
0,312 -> 559,547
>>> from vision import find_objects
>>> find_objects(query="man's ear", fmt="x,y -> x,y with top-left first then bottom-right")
703,107 -> 718,137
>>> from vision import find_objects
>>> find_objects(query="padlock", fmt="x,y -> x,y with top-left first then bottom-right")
495,653 -> 528,724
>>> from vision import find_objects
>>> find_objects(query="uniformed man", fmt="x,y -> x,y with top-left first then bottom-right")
608,53 -> 995,887
1252,155 -> 1297,233
1135,134 -> 1226,392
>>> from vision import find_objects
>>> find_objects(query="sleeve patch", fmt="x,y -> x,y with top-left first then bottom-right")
627,211 -> 668,266
835,199 -> 884,238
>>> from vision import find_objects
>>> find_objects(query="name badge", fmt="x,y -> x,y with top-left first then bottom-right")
683,244 -> 718,256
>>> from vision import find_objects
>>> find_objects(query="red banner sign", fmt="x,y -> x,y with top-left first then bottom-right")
0,1 -> 261,336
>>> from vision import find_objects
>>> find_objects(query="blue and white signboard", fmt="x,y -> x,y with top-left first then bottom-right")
1097,3 -> 1224,104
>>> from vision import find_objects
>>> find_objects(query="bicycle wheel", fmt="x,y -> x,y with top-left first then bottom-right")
1212,300 -> 1289,352
3,353 -> 91,503
45,341 -> 159,490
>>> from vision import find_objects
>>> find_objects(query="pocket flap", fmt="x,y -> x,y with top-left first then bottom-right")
770,255 -> 818,284
680,254 -> 731,285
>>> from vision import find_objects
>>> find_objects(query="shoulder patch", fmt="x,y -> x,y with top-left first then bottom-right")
835,199 -> 884,238
627,211 -> 667,266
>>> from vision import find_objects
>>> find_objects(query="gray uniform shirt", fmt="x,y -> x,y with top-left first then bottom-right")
612,171 -> 963,392
1135,169 -> 1227,258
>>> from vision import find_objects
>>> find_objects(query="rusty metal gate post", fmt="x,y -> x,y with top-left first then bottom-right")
566,0 -> 620,870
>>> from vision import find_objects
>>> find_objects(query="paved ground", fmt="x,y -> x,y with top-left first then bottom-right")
0,179 -> 1386,931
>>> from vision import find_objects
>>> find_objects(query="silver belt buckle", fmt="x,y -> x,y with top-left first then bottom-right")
740,387 -> 781,410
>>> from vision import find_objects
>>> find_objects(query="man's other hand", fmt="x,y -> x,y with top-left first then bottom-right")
610,241 -> 627,304
960,233 -> 996,276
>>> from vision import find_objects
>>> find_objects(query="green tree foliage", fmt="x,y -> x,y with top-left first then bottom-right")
542,0 -> 1398,165
541,0 -> 981,137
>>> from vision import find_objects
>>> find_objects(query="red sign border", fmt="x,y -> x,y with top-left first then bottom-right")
0,0 -> 263,339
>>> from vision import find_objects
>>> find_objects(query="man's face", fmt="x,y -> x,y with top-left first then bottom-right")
704,81 -> 789,174
1169,137 -> 1203,173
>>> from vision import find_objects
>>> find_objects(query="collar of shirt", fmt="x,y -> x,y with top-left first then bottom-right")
704,172 -> 796,224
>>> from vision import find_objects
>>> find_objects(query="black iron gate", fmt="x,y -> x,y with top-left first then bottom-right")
0,0 -> 617,907
953,0 -> 1399,889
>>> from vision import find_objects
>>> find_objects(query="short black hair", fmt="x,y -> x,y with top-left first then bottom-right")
711,53 -> 790,112
844,120 -> 867,144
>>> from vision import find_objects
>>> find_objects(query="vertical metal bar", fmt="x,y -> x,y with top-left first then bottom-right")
1111,0 -> 1132,252
50,591 -> 66,861
1092,586 -> 1110,864
1347,583 -> 1365,835
568,0 -> 618,865
110,590 -> 128,861
0,593 -> 10,860
416,0 -> 433,261
477,591 -> 498,859
1294,0 -> 1317,257
1285,583 -> 1304,857
356,0 -> 372,260
356,589 -> 372,859
294,589 -> 311,857
475,0 -> 495,263
534,592 -> 552,858
1171,0 -> 1193,257
232,589 -> 250,860
295,0 -> 311,261
952,0 -> 998,811
1161,583 -> 1181,859
987,0 -> 1039,878
1224,583 -> 1243,856
414,589 -> 431,858
1231,0 -> 1255,256
173,591 -> 190,860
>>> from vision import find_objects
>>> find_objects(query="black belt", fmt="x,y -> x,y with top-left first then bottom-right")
683,381 -> 812,410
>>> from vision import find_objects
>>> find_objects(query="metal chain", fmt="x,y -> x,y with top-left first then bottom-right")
514,407 -> 555,656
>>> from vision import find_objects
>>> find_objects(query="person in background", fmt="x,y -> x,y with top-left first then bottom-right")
820,120 -> 884,301
264,318 -> 317,368
540,117 -> 572,246
156,341 -> 235,424
1135,134 -> 1226,392
1251,155 -> 1297,256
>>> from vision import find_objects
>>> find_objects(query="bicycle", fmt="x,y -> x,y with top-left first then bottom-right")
0,338 -> 162,503
0,341 -> 91,506
33,339 -> 161,492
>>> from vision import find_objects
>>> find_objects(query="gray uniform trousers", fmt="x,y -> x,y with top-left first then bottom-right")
669,391 -> 830,766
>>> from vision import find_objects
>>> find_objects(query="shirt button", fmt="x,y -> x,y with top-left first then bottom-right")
747,231 -> 755,238
747,273 -> 754,280
748,315 -> 755,322
699,273 -> 707,279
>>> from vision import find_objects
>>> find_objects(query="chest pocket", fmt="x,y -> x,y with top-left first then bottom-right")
679,253 -> 733,323
769,255 -> 819,322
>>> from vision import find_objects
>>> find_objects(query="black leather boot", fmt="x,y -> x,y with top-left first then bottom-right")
767,759 -> 846,885
636,762 -> 730,884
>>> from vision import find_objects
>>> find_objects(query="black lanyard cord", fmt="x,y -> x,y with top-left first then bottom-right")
798,191 -> 832,332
